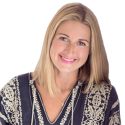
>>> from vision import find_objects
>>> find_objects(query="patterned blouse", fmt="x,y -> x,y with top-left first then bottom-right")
0,73 -> 121,125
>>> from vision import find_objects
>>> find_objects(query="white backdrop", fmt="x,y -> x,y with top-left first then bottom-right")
0,0 -> 124,124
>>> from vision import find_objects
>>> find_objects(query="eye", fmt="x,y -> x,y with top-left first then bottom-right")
78,40 -> 89,46
78,41 -> 87,46
59,36 -> 69,42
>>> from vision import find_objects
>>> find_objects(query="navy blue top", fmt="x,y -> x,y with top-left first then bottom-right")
0,73 -> 121,125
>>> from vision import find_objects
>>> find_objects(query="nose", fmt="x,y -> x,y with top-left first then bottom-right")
64,43 -> 76,55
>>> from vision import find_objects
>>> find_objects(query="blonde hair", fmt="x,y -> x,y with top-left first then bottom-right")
33,3 -> 110,95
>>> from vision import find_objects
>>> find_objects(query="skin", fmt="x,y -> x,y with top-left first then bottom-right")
36,20 -> 91,122
50,20 -> 90,91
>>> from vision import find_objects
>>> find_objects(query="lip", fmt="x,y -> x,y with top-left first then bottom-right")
59,55 -> 77,64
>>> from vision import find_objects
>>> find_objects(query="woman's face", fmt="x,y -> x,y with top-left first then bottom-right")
50,20 -> 90,74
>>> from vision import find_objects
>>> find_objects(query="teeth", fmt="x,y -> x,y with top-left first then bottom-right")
62,56 -> 74,62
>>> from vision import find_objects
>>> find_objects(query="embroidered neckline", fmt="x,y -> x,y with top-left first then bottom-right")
30,79 -> 82,125
37,89 -> 72,124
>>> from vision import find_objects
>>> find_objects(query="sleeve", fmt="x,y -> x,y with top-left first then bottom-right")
108,86 -> 121,125
0,88 -> 9,125
0,77 -> 18,125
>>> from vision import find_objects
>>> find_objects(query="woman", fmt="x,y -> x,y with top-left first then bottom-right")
0,2 -> 121,125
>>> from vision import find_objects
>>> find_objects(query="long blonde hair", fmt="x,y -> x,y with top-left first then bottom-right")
33,3 -> 110,95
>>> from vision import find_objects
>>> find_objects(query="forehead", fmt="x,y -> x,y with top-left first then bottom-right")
56,20 -> 90,39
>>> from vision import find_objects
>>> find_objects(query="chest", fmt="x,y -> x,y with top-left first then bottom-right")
19,80 -> 111,125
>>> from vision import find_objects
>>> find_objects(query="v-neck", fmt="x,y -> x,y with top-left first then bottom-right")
29,73 -> 83,125
37,90 -> 72,124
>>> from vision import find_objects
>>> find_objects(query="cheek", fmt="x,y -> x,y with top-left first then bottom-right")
50,41 -> 57,54
50,41 -> 63,58
79,49 -> 89,60
51,41 -> 66,54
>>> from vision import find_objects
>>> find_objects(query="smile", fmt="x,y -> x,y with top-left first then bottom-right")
59,55 -> 77,64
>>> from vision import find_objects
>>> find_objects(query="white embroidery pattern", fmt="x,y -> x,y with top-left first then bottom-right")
31,83 -> 44,125
0,112 -> 8,123
81,83 -> 112,125
31,80 -> 80,125
109,111 -> 120,125
111,99 -> 119,110
60,84 -> 79,125
0,77 -> 22,125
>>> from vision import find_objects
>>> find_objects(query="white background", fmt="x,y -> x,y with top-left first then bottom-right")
0,0 -> 124,124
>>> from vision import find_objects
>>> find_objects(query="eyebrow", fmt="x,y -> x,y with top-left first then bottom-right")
78,38 -> 89,43
57,33 -> 89,43
57,33 -> 69,37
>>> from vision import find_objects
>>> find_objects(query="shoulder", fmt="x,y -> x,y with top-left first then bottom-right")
0,73 -> 29,124
89,82 -> 119,102
94,83 -> 121,124
81,82 -> 120,124
83,82 -> 120,111
97,83 -> 118,101
0,73 -> 31,124
89,82 -> 118,95
0,72 -> 30,98
88,82 -> 112,96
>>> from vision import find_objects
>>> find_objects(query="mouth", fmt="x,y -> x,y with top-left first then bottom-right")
59,55 -> 77,64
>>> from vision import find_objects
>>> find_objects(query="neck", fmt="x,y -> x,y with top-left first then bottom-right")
55,70 -> 78,92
